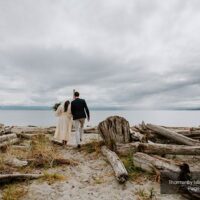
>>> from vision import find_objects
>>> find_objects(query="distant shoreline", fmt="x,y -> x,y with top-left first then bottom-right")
0,106 -> 200,111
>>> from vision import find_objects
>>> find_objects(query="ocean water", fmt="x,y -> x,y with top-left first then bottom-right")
0,110 -> 200,127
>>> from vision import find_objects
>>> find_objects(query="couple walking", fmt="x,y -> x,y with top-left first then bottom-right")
54,91 -> 90,148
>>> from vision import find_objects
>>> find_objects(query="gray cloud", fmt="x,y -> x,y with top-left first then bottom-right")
0,0 -> 200,109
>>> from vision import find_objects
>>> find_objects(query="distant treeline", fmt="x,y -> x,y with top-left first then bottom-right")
0,106 -> 51,110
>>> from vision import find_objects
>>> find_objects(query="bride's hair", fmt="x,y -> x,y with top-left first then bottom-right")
64,100 -> 70,112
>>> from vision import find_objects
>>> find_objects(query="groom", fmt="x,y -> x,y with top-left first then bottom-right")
71,91 -> 90,148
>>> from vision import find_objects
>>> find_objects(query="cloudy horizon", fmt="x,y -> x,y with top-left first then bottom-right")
0,0 -> 200,110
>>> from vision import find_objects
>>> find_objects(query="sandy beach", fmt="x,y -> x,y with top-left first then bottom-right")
0,130 -> 191,200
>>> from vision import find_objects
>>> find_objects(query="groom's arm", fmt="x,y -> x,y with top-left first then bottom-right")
84,100 -> 90,121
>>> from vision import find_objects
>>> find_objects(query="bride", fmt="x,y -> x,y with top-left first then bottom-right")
53,100 -> 72,145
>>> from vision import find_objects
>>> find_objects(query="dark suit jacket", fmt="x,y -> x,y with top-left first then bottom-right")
71,98 -> 90,120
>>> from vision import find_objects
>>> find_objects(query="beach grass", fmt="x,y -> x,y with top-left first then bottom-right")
135,187 -> 156,200
40,172 -> 67,184
120,153 -> 154,182
81,140 -> 104,154
2,184 -> 28,200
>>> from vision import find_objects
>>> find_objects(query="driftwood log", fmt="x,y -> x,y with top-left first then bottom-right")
146,124 -> 200,146
0,124 -> 5,135
117,142 -> 200,156
16,133 -> 42,139
10,126 -> 55,135
174,130 -> 200,138
0,174 -> 43,184
84,127 -> 98,134
162,126 -> 200,131
5,158 -> 28,167
0,133 -> 17,143
101,146 -> 128,183
130,130 -> 147,142
140,125 -> 200,139
98,116 -> 131,150
0,138 -> 20,148
12,145 -> 29,150
133,152 -> 180,173
0,124 -> 9,136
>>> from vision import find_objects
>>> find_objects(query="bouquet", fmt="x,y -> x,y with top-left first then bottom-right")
52,102 -> 61,111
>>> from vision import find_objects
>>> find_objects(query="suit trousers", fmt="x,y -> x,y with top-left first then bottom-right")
74,118 -> 85,145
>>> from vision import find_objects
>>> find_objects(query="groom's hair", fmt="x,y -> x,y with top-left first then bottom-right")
74,91 -> 80,97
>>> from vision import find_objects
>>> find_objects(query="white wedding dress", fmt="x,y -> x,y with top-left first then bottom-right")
54,102 -> 72,142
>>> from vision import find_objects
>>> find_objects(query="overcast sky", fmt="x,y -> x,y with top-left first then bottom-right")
0,0 -> 200,109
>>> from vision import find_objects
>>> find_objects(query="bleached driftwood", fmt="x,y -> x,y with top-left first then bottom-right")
130,130 -> 147,142
133,152 -> 180,173
175,130 -> 200,138
98,116 -> 131,150
117,142 -> 200,156
84,127 -> 98,134
16,133 -> 42,139
146,124 -> 200,146
0,138 -> 20,148
162,126 -> 200,131
12,145 -> 29,150
101,145 -> 128,183
10,126 -> 55,135
0,174 -> 43,184
0,126 -> 13,136
51,138 -> 63,145
147,125 -> 200,138
5,158 -> 28,167
0,133 -> 17,143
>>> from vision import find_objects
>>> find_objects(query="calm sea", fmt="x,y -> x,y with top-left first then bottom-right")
0,110 -> 200,127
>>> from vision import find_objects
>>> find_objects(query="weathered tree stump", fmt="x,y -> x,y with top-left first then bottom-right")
98,116 -> 131,150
